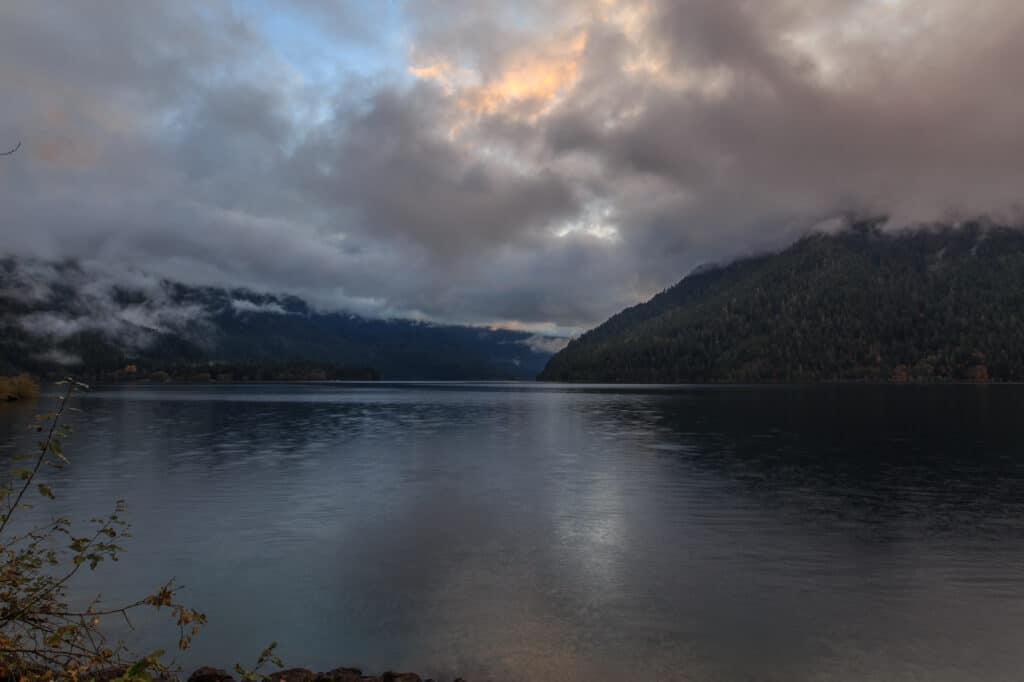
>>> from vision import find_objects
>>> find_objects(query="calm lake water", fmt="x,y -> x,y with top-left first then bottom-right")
3,383 -> 1024,681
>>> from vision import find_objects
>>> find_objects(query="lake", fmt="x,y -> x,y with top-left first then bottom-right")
2,383 -> 1024,681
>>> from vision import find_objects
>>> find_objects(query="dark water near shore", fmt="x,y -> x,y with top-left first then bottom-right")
3,383 -> 1024,681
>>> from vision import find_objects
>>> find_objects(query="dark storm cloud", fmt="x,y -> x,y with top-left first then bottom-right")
290,84 -> 579,254
2,1 -> 1024,333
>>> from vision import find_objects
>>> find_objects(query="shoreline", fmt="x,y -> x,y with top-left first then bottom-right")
197,666 -> 464,682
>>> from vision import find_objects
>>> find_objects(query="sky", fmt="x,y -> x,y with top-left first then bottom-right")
2,1 -> 1023,336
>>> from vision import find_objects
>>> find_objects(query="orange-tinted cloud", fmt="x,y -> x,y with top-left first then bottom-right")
410,30 -> 587,122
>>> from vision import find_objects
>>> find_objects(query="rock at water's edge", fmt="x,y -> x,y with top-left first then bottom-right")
315,668 -> 364,682
266,669 -> 316,682
188,667 -> 234,682
189,666 -> 445,682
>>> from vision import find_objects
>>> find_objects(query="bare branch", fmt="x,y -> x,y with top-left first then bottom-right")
0,141 -> 21,156
1,381 -> 73,536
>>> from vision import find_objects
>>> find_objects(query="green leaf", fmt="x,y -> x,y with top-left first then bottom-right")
49,439 -> 68,462
258,641 -> 279,663
37,484 -> 54,499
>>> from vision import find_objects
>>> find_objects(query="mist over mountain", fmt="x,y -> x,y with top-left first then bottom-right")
539,223 -> 1024,383
0,259 -> 563,381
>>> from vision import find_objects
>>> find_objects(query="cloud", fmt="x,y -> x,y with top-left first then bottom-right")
521,334 -> 571,354
230,299 -> 289,315
289,83 -> 580,254
4,260 -> 212,349
31,349 -> 83,367
2,1 -> 1024,334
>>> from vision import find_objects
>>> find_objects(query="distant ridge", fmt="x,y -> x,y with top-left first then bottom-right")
539,222 -> 1024,383
0,259 -> 561,381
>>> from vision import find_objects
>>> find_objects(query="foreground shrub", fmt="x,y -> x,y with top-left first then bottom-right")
0,374 -> 40,401
0,379 -> 205,680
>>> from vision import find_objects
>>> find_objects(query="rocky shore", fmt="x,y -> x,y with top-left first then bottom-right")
188,667 -> 465,682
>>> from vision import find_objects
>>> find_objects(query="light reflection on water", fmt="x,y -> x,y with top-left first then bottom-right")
2,383 -> 1024,681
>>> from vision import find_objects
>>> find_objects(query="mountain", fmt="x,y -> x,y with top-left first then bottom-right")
0,260 -> 562,381
539,222 -> 1024,383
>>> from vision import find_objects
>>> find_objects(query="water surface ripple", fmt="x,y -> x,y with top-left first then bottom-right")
2,383 -> 1023,681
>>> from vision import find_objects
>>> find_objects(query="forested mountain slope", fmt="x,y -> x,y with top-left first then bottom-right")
0,260 -> 558,381
540,223 -> 1024,383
